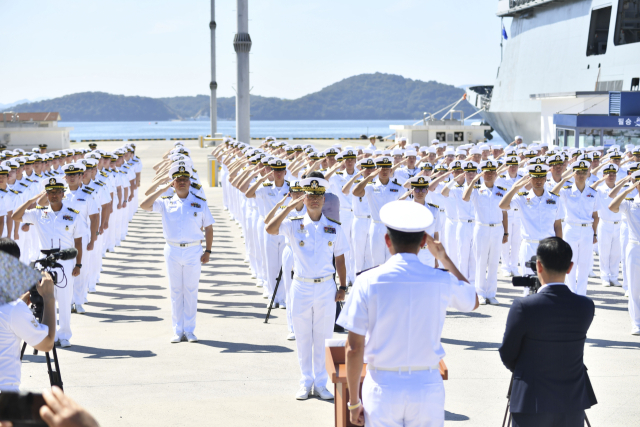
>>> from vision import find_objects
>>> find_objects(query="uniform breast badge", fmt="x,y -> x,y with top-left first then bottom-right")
299,241 -> 305,247
328,241 -> 333,247
324,227 -> 336,234
62,215 -> 73,221
65,225 -> 69,231
191,203 -> 201,208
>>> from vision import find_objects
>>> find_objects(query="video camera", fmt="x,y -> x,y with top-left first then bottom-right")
29,247 -> 77,321
511,255 -> 541,294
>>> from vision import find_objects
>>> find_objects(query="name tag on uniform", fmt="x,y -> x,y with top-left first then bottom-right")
78,198 -> 85,201
373,188 -> 381,193
586,194 -> 594,198
268,192 -> 275,196
390,189 -> 398,193
324,227 -> 336,234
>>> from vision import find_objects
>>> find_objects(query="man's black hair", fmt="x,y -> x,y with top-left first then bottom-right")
307,171 -> 325,179
536,237 -> 572,274
0,238 -> 20,259
387,227 -> 425,250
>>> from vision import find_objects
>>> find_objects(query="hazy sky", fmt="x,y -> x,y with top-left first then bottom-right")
0,0 -> 509,104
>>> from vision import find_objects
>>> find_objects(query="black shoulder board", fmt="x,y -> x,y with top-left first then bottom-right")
192,168 -> 197,173
563,185 -> 572,189
262,182 -> 273,187
392,179 -> 400,186
336,171 -> 343,175
326,216 -> 341,225
285,180 -> 290,184
456,184 -> 463,188
190,176 -> 197,181
85,186 -> 95,191
10,189 -> 19,194
549,191 -> 559,197
366,181 -> 374,185
0,188 -> 5,193
190,182 -> 202,190
625,198 -> 635,201
36,205 -> 46,209
517,191 -> 529,196
20,183 -> 28,187
192,192 -> 207,201
67,207 -> 80,214
474,185 -> 481,189
161,196 -> 172,199
499,174 -> 506,178
497,186 -> 507,191
427,202 -> 439,209
82,189 -> 92,194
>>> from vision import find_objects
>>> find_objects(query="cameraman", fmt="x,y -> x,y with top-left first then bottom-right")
0,239 -> 56,392
499,237 -> 597,427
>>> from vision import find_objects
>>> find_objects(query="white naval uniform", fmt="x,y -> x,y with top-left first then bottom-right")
510,190 -> 563,275
278,213 -> 349,389
595,183 -> 622,284
22,204 -> 88,341
364,179 -> 404,267
617,195 -> 640,332
351,179 -> 373,275
619,185 -> 639,290
497,173 -> 523,275
417,202 -> 441,267
337,253 -> 476,427
281,205 -> 307,335
329,171 -> 357,284
557,184 -> 602,295
152,192 -> 215,336
255,181 -> 290,303
448,183 -> 475,282
468,184 -> 507,299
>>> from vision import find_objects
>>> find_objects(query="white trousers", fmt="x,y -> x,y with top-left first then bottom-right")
598,221 -> 621,282
352,216 -> 372,275
88,232 -> 104,292
264,233 -> 286,304
73,235 -> 93,305
456,221 -> 475,284
473,225 -> 502,299
164,244 -> 202,335
363,369 -> 445,427
290,278 -> 336,388
54,259 -> 75,341
564,224 -> 593,296
443,218 -> 458,267
519,239 -> 539,276
501,215 -> 521,273
626,241 -> 640,330
282,245 -> 294,334
246,208 -> 258,275
340,210 -> 355,284
256,218 -> 268,286
369,222 -> 391,267
620,222 -> 630,290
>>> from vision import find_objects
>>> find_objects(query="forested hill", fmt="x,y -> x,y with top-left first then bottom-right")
4,73 -> 473,121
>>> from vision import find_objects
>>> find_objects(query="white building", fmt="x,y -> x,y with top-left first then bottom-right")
1,112 -> 72,150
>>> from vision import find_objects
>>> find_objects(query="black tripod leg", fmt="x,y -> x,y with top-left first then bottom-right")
20,341 -> 27,361
264,267 -> 283,324
585,413 -> 591,427
45,348 -> 63,390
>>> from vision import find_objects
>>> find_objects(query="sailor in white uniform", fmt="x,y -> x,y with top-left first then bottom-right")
593,164 -> 623,287
140,164 -> 214,343
266,177 -> 349,401
337,200 -> 477,427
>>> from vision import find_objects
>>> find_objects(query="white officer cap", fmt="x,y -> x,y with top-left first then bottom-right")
408,175 -> 431,187
375,156 -> 394,168
431,139 -> 441,145
455,149 -> 467,156
632,170 -> 640,181
463,160 -> 479,171
368,135 -> 377,139
570,160 -> 590,171
515,135 -> 523,141
505,156 -> 519,166
382,149 -> 392,156
81,158 -> 98,168
2,159 -> 18,169
403,149 -> 417,158
625,144 -> 634,152
355,145 -> 365,151
361,148 -> 374,155
505,148 -> 518,157
527,163 -> 549,177
602,163 -> 619,174
173,141 -> 184,146
480,159 -> 498,171
491,144 -> 502,150
373,149 -> 383,156
418,146 -> 429,154
301,177 -> 330,194
62,163 -> 85,174
0,165 -> 9,175
269,158 -> 287,170
469,147 -> 482,155
411,143 -> 420,149
32,147 -> 41,153
633,146 -> 640,155
444,148 -> 455,156
341,149 -> 357,159
380,200 -> 434,233
44,176 -> 66,190
169,163 -> 193,178
391,148 -> 404,156
479,144 -> 490,151
398,137 -> 407,142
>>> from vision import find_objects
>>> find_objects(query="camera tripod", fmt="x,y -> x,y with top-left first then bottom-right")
20,341 -> 63,390
502,375 -> 590,427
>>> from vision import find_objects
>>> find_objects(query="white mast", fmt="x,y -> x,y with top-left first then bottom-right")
209,0 -> 217,136
234,0 -> 251,143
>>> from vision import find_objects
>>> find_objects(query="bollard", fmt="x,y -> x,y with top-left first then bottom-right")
207,155 -> 219,187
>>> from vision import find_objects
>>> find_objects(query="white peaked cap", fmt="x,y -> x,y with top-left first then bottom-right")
380,200 -> 434,232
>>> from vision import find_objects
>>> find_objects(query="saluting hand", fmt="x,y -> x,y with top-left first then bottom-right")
424,233 -> 447,262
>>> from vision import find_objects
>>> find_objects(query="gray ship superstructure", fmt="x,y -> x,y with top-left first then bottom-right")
467,0 -> 640,144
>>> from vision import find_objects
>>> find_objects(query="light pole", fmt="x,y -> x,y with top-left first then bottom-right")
209,0 -> 217,137
234,0 -> 251,143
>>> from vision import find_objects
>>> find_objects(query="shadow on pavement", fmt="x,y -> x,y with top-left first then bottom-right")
86,301 -> 161,311
96,291 -> 165,300
83,311 -> 164,323
197,307 -> 274,320
445,410 -> 470,421
586,338 -> 640,349
59,345 -> 157,359
197,340 -> 293,353
441,337 -> 500,351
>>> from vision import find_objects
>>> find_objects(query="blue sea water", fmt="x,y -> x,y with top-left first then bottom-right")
61,119 -> 505,145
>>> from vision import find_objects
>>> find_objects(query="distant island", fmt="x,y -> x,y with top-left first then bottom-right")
3,73 -> 474,122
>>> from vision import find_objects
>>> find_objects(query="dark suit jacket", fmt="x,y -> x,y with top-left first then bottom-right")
499,284 -> 597,414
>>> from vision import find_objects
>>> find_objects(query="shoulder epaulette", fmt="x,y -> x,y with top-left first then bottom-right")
517,191 -> 529,196
100,171 -> 108,177
497,186 -> 507,191
499,174 -> 506,178
19,183 -> 28,187
9,189 -> 19,194
625,198 -> 635,201
456,184 -> 464,188
427,202 -> 439,209
550,191 -> 559,197
95,182 -> 105,186
82,189 -> 92,194
161,196 -> 172,199
35,173 -> 42,178
326,216 -> 341,225
85,186 -> 95,191
290,216 -> 304,220
366,181 -> 374,185
474,185 -> 481,189
262,182 -> 273,187
392,179 -> 400,186
190,182 -> 202,190
67,207 -> 79,214
190,176 -> 197,181
192,193 -> 207,202
36,205 -> 46,209
0,188 -> 5,193
192,168 -> 197,172
563,185 -> 572,189
336,171 -> 344,175
25,178 -> 34,183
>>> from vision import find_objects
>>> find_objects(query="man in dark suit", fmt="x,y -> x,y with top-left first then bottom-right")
499,237 -> 597,427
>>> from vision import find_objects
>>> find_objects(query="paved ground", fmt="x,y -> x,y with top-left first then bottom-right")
20,140 -> 640,426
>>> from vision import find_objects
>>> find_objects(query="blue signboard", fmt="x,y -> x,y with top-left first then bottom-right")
554,114 -> 640,129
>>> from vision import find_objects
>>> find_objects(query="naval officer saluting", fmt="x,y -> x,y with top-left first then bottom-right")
140,163 -> 214,343
266,177 -> 349,401
338,200 -> 478,427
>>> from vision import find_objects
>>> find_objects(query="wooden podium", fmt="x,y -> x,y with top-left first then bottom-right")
326,344 -> 448,427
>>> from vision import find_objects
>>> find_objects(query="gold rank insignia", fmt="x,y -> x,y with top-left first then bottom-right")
299,241 -> 304,247
328,241 -> 333,247
65,225 -> 69,231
